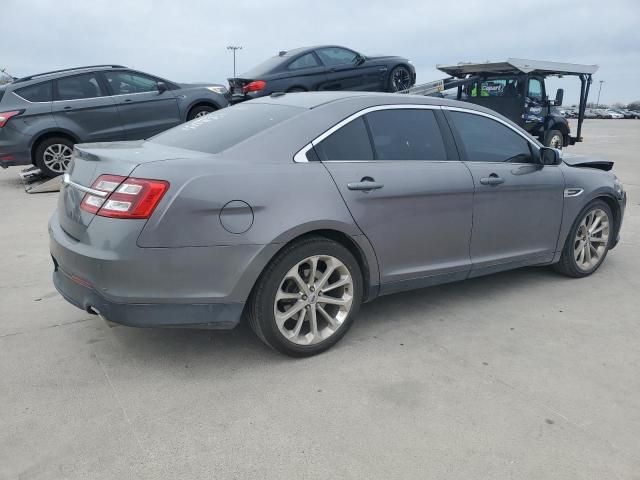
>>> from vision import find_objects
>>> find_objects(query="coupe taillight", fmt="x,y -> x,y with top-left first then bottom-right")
242,80 -> 266,94
0,110 -> 22,128
80,174 -> 169,219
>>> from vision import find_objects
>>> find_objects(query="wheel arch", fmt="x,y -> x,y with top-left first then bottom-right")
594,194 -> 622,241
388,63 -> 415,88
30,130 -> 80,166
186,100 -> 221,120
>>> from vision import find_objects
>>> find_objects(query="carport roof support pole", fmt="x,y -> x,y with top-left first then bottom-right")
576,74 -> 592,142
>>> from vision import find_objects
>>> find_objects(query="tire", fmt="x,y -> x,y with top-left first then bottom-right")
286,87 -> 307,93
187,105 -> 216,121
544,129 -> 564,149
34,136 -> 75,178
247,236 -> 363,357
553,200 -> 613,278
388,65 -> 413,92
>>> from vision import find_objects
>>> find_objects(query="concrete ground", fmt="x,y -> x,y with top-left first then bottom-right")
1,120 -> 639,480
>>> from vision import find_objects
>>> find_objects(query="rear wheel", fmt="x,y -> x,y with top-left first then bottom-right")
553,200 -> 613,277
34,136 -> 75,178
247,236 -> 363,357
544,129 -> 564,149
187,105 -> 216,121
388,65 -> 412,92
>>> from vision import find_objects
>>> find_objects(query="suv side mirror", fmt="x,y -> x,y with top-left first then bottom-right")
540,146 -> 561,166
554,88 -> 564,106
157,81 -> 168,94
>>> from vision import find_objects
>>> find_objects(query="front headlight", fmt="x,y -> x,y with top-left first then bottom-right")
614,175 -> 624,196
207,86 -> 228,94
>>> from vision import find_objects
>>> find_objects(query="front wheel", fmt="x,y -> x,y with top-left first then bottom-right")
247,236 -> 363,357
187,105 -> 216,121
553,200 -> 613,278
544,129 -> 564,149
388,65 -> 413,92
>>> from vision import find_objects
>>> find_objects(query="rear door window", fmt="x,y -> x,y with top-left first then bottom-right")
150,103 -> 304,154
364,109 -> 447,160
15,81 -> 53,102
55,74 -> 106,100
315,117 -> 374,161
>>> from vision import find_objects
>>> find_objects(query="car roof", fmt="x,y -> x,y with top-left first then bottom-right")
10,65 -> 128,88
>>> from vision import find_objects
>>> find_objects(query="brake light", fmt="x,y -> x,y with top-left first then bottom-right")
243,80 -> 266,94
80,174 -> 169,219
0,110 -> 21,128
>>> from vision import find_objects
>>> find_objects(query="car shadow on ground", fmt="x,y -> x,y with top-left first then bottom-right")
99,265 -> 567,364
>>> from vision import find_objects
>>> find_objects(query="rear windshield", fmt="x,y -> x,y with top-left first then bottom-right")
149,103 -> 304,154
239,56 -> 287,78
0,86 -> 5,103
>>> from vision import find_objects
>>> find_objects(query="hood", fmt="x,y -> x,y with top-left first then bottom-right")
562,153 -> 613,171
178,82 -> 227,90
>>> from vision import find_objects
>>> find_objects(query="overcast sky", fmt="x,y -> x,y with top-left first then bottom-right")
3,0 -> 639,105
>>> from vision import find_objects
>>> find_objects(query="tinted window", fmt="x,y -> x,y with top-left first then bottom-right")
528,78 -> 543,102
316,47 -> 358,66
450,111 -> 533,163
150,103 -> 303,154
15,81 -> 53,102
288,53 -> 320,70
365,109 -> 447,160
104,71 -> 159,94
316,117 -> 374,161
56,74 -> 105,100
473,78 -> 521,98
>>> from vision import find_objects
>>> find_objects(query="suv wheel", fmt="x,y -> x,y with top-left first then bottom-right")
35,137 -> 75,178
187,105 -> 216,121
247,236 -> 363,357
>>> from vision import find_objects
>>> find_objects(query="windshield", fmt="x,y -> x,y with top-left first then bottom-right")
149,103 -> 305,154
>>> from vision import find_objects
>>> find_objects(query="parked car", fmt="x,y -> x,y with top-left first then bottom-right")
607,110 -> 625,119
228,45 -> 416,102
618,109 -> 639,119
0,65 -> 230,177
584,109 -> 598,119
50,92 -> 626,356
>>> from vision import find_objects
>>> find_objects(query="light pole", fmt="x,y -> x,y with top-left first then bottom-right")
596,80 -> 604,108
226,45 -> 243,77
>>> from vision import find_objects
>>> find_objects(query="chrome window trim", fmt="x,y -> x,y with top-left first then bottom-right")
293,104 -> 440,163
62,173 -> 108,198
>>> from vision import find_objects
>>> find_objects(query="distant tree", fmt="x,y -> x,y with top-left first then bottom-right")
611,102 -> 625,109
586,102 -> 608,109
627,101 -> 640,110
0,67 -> 14,85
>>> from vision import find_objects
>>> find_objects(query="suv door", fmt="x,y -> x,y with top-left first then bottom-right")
102,70 -> 181,139
52,73 -> 124,142
315,47 -> 380,91
315,106 -> 474,293
445,109 -> 564,274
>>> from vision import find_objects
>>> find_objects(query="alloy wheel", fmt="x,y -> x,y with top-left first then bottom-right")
43,144 -> 73,173
194,110 -> 210,118
574,208 -> 610,271
549,134 -> 563,149
392,67 -> 412,92
273,255 -> 354,345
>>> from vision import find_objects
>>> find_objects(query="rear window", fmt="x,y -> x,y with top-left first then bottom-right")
15,81 -> 53,102
150,103 -> 304,154
0,86 -> 5,103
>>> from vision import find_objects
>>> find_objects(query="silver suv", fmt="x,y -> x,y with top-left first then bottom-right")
0,65 -> 230,177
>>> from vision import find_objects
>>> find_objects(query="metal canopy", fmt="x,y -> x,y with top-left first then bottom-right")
437,58 -> 599,78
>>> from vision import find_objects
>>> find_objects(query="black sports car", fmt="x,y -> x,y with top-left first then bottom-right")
228,45 -> 416,102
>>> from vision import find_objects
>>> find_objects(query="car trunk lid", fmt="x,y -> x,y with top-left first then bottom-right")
58,140 -> 209,239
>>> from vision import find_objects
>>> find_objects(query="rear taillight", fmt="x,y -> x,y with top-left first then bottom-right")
80,174 -> 169,219
242,80 -> 266,94
0,110 -> 22,128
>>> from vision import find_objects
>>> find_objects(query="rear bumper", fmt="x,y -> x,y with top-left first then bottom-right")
53,265 -> 243,328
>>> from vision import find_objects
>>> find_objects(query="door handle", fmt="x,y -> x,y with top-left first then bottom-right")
347,177 -> 384,191
63,106 -> 73,110
479,174 -> 505,186
123,99 -> 132,103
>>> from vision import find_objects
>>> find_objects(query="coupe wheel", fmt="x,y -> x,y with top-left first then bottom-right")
388,65 -> 412,92
553,200 -> 613,277
247,236 -> 362,357
34,137 -> 75,178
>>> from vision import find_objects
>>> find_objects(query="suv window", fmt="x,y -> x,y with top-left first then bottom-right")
288,53 -> 320,70
316,47 -> 358,66
56,74 -> 105,100
365,109 -> 447,160
15,81 -> 53,102
103,71 -> 159,95
449,111 -> 534,163
316,117 -> 374,161
150,103 -> 303,154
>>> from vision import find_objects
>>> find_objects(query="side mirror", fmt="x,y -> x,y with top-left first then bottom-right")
540,147 -> 561,166
555,88 -> 564,106
355,54 -> 366,66
157,81 -> 168,94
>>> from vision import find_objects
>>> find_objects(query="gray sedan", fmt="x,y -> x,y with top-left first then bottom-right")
49,92 -> 627,356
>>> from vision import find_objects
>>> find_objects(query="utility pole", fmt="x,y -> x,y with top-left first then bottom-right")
226,45 -> 243,77
596,80 -> 604,108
